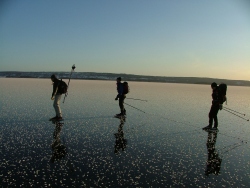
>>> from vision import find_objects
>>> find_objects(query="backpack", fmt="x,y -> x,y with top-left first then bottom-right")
58,80 -> 68,94
218,83 -> 227,103
123,82 -> 129,94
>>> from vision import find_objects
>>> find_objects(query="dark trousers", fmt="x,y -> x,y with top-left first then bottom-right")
209,105 -> 219,127
119,95 -> 126,114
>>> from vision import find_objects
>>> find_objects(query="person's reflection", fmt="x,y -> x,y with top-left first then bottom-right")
50,121 -> 67,163
205,130 -> 222,176
114,119 -> 127,154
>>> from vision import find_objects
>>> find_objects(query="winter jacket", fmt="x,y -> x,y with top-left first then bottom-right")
52,79 -> 62,97
117,82 -> 124,96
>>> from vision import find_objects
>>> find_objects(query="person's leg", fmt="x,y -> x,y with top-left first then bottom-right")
53,94 -> 62,118
123,95 -> 126,115
119,95 -> 125,115
213,107 -> 220,128
203,105 -> 214,130
208,106 -> 214,128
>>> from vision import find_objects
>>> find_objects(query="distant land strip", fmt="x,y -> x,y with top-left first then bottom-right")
0,71 -> 250,87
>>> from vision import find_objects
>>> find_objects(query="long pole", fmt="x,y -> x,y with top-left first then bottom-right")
223,109 -> 249,121
63,64 -> 76,103
126,98 -> 148,102
124,102 -> 146,113
223,106 -> 246,116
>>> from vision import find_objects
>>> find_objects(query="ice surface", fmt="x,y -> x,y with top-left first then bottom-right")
0,78 -> 250,187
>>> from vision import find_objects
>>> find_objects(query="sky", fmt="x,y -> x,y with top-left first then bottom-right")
0,0 -> 250,80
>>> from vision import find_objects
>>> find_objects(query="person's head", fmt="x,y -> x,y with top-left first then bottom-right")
51,74 -> 57,82
211,82 -> 217,89
116,77 -> 121,83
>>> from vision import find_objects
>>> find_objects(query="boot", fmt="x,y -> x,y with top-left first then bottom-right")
55,116 -> 63,121
202,125 -> 212,130
210,127 -> 218,132
211,125 -> 218,131
50,116 -> 58,121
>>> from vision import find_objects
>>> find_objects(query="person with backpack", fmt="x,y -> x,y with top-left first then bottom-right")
50,74 -> 65,121
115,77 -> 127,117
203,82 -> 225,131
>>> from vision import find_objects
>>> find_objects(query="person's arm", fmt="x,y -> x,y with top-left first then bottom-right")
218,93 -> 224,110
115,83 -> 123,100
52,83 -> 56,97
51,80 -> 59,99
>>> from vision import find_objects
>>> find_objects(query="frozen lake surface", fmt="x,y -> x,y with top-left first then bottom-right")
1,78 -> 250,187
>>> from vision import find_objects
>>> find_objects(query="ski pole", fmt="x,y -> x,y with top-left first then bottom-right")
63,64 -> 76,103
223,109 -> 249,121
126,98 -> 148,102
223,106 -> 246,116
124,102 -> 146,113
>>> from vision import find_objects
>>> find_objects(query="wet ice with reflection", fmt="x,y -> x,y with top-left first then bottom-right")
0,78 -> 250,187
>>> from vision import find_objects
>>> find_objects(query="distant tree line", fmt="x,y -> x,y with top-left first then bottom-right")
0,71 -> 250,86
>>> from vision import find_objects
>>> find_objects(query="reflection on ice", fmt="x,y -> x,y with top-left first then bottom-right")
50,121 -> 66,163
114,119 -> 127,155
0,78 -> 250,187
205,131 -> 222,176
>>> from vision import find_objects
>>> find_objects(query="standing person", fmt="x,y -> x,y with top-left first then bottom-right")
203,82 -> 223,131
50,74 -> 63,121
115,77 -> 126,117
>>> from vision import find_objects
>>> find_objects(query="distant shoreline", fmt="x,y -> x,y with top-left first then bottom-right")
1,71 -> 250,87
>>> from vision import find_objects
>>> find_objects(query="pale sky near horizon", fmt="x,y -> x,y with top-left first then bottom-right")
0,0 -> 250,80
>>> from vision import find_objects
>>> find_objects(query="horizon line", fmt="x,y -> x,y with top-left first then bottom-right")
1,71 -> 250,82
